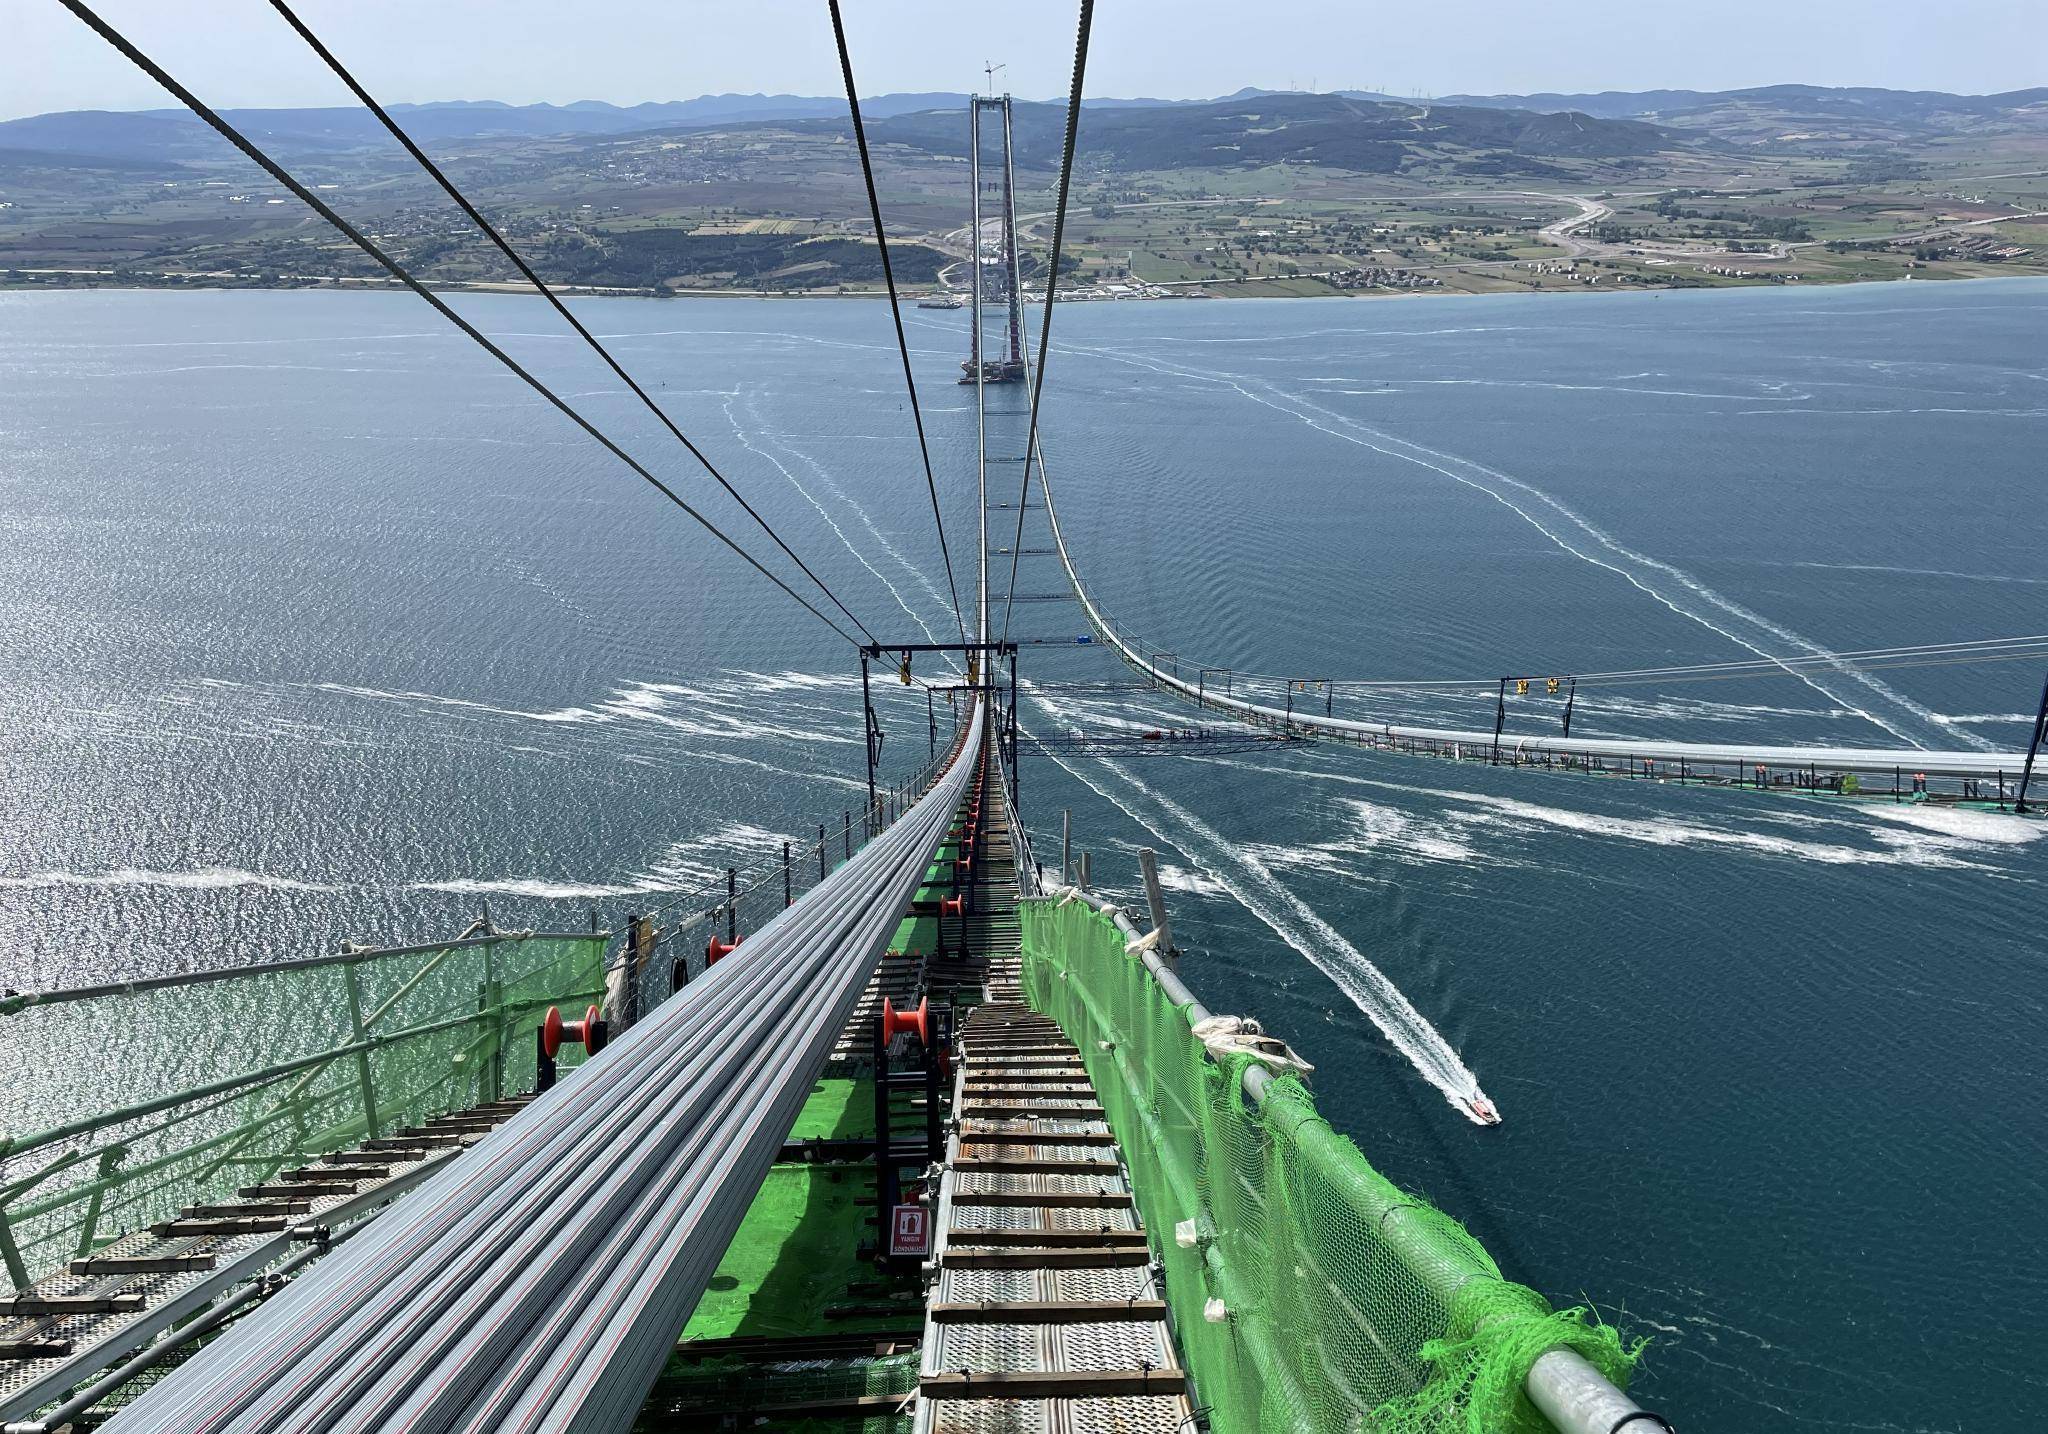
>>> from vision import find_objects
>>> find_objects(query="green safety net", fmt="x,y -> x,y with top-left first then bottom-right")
1020,899 -> 1640,1434
0,933 -> 606,1287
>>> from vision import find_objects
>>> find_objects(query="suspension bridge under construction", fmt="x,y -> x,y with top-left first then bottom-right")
8,2 -> 2046,1432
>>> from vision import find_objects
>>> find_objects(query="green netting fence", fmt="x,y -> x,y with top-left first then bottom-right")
1020,897 -> 1639,1434
0,930 -> 607,1288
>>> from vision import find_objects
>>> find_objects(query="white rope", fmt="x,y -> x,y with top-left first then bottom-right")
1190,1015 -> 1314,1077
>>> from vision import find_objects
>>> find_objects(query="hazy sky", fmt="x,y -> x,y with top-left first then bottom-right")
9,0 -> 2045,122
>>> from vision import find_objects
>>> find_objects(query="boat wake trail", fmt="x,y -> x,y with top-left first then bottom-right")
721,392 -> 945,639
1066,341 -> 1988,752
1024,684 -> 1497,1124
727,393 -> 968,649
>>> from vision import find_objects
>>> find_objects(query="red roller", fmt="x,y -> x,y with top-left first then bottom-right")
706,936 -> 738,966
880,995 -> 930,1047
939,896 -> 963,918
541,1003 -> 606,1059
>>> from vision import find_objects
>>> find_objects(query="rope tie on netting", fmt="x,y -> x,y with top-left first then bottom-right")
1371,1279 -> 1646,1434
1190,1015 -> 1314,1077
1124,926 -> 1165,957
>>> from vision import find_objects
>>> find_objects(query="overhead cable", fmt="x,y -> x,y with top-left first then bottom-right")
267,0 -> 879,645
60,0 -> 864,648
826,0 -> 969,647
1001,0 -> 1095,644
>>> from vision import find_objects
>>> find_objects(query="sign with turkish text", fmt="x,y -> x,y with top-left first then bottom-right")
888,1204 -> 930,1258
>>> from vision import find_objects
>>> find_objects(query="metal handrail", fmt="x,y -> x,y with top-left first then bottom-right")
0,930 -> 600,1014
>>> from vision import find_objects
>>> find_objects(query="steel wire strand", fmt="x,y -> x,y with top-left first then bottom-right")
1029,433 -> 2036,770
826,0 -> 968,646
371,798 -> 941,1430
1224,635 -> 2048,693
165,757 -> 983,1425
492,828 -> 932,1430
356,913 -> 857,1430
557,744 -> 968,1428
445,744 -> 971,1430
108,710 -> 981,1432
112,823 -> 843,1417
114,939 -> 779,1429
152,829 -> 903,1431
125,823 -> 950,1425
58,0 -> 862,649
314,928 -> 819,1430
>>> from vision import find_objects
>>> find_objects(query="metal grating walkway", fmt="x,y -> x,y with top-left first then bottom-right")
914,769 -> 1191,1434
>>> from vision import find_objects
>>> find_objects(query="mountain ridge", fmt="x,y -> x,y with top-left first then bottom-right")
7,81 -> 2044,170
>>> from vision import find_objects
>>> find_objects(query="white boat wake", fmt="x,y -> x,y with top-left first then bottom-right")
1025,683 -> 1499,1125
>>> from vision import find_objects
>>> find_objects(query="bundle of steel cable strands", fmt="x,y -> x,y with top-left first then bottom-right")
102,708 -> 985,1433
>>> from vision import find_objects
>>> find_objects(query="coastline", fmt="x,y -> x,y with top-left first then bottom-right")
8,270 -> 2047,305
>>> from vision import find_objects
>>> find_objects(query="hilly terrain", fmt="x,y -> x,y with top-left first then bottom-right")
2,83 -> 2043,300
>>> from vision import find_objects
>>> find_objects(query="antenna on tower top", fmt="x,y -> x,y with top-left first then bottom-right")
983,60 -> 1006,97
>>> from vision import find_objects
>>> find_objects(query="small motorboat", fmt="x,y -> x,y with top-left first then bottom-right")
1466,1093 -> 1502,1126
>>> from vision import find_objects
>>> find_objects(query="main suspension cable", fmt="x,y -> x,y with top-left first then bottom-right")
1002,0 -> 1095,644
60,0 -> 864,647
826,0 -> 968,648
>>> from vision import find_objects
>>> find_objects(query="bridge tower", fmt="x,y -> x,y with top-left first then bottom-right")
962,94 -> 1027,385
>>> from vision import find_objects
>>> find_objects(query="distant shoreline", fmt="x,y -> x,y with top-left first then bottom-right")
6,271 -> 2043,304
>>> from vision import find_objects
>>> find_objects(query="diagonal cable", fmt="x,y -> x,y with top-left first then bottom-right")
58,0 -> 863,647
826,0 -> 969,648
1003,0 -> 1094,643
264,0 -> 877,645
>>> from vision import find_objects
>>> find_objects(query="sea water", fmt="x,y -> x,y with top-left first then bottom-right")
3,279 -> 2044,1430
